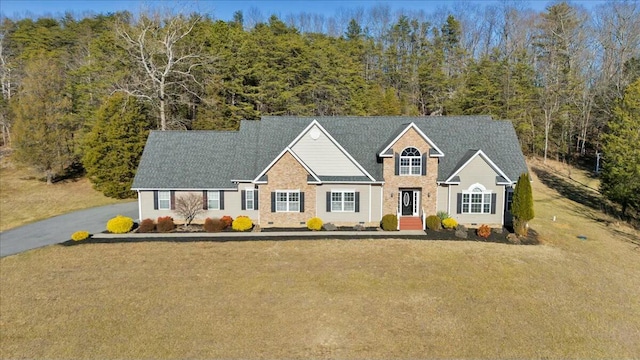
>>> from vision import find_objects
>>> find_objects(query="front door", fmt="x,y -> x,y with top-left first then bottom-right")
401,190 -> 413,216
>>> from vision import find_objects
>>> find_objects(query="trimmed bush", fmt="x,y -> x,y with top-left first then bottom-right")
71,231 -> 90,241
106,215 -> 134,234
477,224 -> 491,239
220,215 -> 233,229
138,218 -> 155,233
381,214 -> 398,231
156,216 -> 175,233
426,215 -> 442,230
204,217 -> 226,232
442,217 -> 458,229
232,216 -> 253,232
307,217 -> 323,231
436,211 -> 450,221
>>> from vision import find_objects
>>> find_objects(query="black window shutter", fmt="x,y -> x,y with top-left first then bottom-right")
170,191 -> 175,210
326,192 -> 331,212
422,153 -> 427,176
219,191 -> 225,210
300,192 -> 305,212
271,192 -> 276,212
355,192 -> 360,213
202,191 -> 208,210
153,191 -> 158,210
491,193 -> 497,214
457,193 -> 462,214
241,190 -> 246,210
394,153 -> 400,175
254,190 -> 259,210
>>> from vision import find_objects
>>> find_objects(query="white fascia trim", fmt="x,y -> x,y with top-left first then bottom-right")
132,187 -> 237,191
231,179 -> 253,183
321,181 -> 385,185
444,149 -> 512,184
288,119 -> 376,181
378,122 -> 445,158
252,147 -> 321,183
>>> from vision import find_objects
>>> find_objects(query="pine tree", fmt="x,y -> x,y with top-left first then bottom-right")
82,94 -> 152,198
600,78 -> 640,216
512,173 -> 534,236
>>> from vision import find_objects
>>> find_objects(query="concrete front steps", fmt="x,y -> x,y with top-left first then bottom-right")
399,216 -> 423,230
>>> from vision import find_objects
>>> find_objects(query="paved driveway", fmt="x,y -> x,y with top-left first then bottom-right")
0,202 -> 138,257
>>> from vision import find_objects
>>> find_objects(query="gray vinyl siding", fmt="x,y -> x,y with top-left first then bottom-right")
291,124 -> 366,176
315,184 -> 375,224
436,184 -> 449,215
450,156 -> 505,226
138,190 -> 258,224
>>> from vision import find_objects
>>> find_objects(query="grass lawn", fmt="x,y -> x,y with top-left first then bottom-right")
1,159 -> 639,359
0,153 -> 128,231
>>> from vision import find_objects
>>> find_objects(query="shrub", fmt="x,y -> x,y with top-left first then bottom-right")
426,215 -> 442,230
106,215 -> 134,234
204,217 -> 226,232
71,231 -> 90,241
156,216 -> 175,233
477,224 -> 491,239
442,217 -> 458,229
232,216 -> 253,231
436,211 -> 450,221
381,214 -> 398,231
307,217 -> 323,231
175,193 -> 204,226
138,218 -> 155,233
220,215 -> 233,229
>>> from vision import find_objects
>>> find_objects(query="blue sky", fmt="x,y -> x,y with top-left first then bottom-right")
0,0 -> 607,20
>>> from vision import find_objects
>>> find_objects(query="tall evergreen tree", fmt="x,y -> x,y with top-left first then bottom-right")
512,173 -> 534,236
82,93 -> 152,198
600,78 -> 640,215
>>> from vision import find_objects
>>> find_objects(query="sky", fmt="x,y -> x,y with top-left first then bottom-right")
0,0 -> 609,21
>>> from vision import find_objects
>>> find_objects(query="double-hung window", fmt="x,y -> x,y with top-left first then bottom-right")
331,191 -> 355,212
245,190 -> 254,210
207,190 -> 220,210
400,147 -> 421,175
461,186 -> 492,214
158,191 -> 171,210
276,191 -> 299,212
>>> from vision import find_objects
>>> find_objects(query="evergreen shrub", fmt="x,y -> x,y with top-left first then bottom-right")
232,216 -> 253,231
156,216 -> 175,232
436,211 -> 450,221
71,231 -> 90,241
442,217 -> 458,229
426,215 -> 442,230
307,217 -> 323,231
138,218 -> 155,233
381,214 -> 398,231
204,218 -> 226,232
106,215 -> 134,234
477,224 -> 491,238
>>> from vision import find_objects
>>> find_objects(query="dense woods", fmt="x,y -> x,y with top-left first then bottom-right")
0,1 -> 638,212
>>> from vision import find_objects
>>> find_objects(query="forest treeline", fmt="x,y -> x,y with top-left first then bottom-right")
0,1 -> 638,211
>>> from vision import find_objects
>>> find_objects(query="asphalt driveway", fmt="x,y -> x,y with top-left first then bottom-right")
0,202 -> 138,257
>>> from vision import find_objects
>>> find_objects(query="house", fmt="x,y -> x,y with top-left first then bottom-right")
131,116 -> 528,230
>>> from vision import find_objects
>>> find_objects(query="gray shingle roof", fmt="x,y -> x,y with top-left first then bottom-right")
132,116 -> 528,190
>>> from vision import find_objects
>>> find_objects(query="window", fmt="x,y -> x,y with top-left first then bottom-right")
331,191 -> 355,212
400,147 -> 421,175
158,191 -> 171,210
245,190 -> 254,210
506,189 -> 514,212
276,191 -> 299,212
461,185 -> 492,214
207,191 -> 220,210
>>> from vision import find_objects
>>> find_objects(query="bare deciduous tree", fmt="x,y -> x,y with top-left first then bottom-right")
175,193 -> 204,226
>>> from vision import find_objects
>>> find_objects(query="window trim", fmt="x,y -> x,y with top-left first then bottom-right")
399,147 -> 422,176
245,189 -> 254,211
207,190 -> 220,210
275,190 -> 300,212
331,190 -> 356,212
461,183 -> 492,214
158,191 -> 171,210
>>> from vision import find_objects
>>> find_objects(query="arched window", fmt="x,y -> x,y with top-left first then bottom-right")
461,183 -> 492,214
400,147 -> 421,175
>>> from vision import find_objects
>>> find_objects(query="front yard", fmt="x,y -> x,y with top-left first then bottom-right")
1,159 -> 639,359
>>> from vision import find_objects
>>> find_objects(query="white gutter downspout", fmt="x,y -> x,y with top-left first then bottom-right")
137,190 -> 142,222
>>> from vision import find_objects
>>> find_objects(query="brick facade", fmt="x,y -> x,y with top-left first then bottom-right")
382,127 -> 439,217
258,151 -> 316,227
